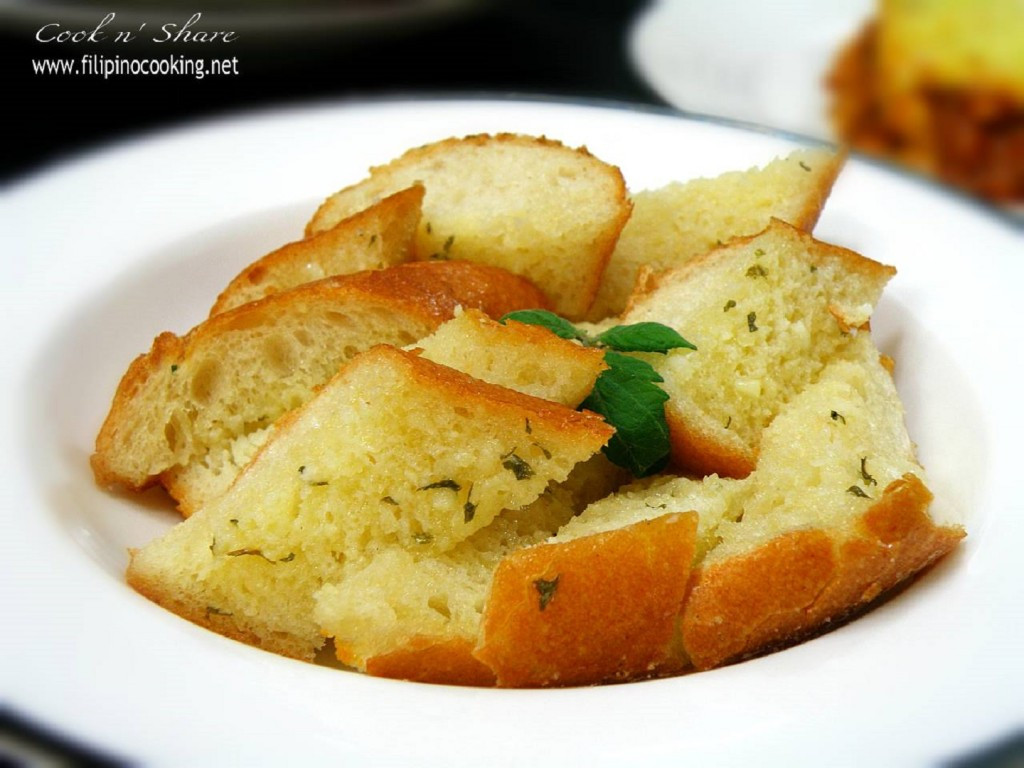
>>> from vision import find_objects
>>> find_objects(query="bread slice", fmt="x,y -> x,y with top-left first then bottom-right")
473,511 -> 698,687
313,310 -> 613,678
306,133 -> 632,320
210,185 -> 423,315
93,260 -> 552,515
621,218 -> 896,478
586,148 -> 845,320
127,346 -> 613,662
316,494 -> 577,683
545,338 -> 963,674
412,308 -> 607,407
319,452 -> 631,684
680,343 -> 965,669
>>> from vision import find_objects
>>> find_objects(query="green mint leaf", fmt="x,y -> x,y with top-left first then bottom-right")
581,356 -> 671,477
602,351 -> 664,383
499,309 -> 584,342
596,322 -> 696,354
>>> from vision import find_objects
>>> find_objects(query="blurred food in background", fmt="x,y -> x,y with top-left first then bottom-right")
828,0 -> 1024,203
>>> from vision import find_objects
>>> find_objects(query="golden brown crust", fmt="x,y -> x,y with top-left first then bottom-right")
363,638 -> 497,687
627,219 -> 896,312
363,346 -> 614,445
680,474 -> 965,670
664,408 -> 757,480
127,554 -> 316,661
474,512 -> 697,687
345,260 -> 551,320
91,332 -> 187,491
92,261 -> 552,492
210,185 -> 424,315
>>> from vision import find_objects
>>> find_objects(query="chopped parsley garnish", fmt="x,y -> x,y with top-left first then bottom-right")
501,451 -> 534,480
860,457 -> 878,487
419,479 -> 461,492
534,576 -> 560,611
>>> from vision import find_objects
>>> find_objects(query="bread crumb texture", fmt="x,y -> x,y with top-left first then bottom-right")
128,347 -> 612,661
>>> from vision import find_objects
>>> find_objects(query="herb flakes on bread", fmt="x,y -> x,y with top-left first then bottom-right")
103,132 -> 965,688
93,260 -> 551,516
127,346 -> 613,661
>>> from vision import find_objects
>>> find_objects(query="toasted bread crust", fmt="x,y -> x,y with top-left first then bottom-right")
680,474 -> 965,670
361,346 -> 613,445
474,512 -> 698,687
363,638 -> 497,687
210,185 -> 424,315
92,260 -> 552,494
127,556 -> 315,661
629,219 -> 896,309
665,411 -> 757,479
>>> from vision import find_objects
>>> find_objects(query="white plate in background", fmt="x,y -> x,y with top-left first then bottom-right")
1,98 -> 1021,766
629,0 -> 873,138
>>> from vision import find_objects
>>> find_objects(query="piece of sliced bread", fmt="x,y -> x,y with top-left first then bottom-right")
93,260 -> 552,515
317,455 -> 632,683
210,185 -> 423,315
586,148 -> 845,321
306,133 -> 632,320
620,218 -> 896,478
473,511 -> 698,687
533,337 -> 963,675
127,346 -> 613,661
412,308 -> 607,407
314,310 -> 613,678
316,493 -> 577,682
680,342 -> 965,669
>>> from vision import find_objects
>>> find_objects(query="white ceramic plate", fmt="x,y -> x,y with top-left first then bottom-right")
1,98 -> 1021,766
629,0 -> 873,138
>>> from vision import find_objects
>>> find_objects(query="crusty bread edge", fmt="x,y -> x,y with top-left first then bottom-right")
210,184 -> 424,316
681,473 -> 965,670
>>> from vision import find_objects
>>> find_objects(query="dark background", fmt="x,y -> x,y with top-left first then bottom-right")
2,0 -> 664,184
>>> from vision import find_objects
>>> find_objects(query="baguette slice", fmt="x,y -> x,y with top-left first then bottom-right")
474,511 -> 698,687
210,185 -> 423,315
93,260 -> 551,515
587,148 -> 845,320
621,218 -> 896,478
306,133 -> 632,320
127,346 -> 613,662
680,345 -> 965,669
